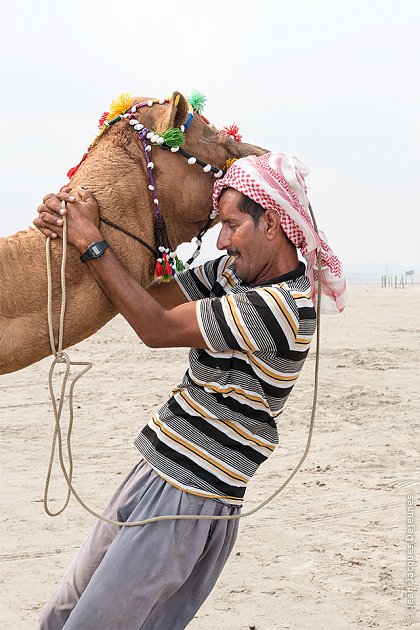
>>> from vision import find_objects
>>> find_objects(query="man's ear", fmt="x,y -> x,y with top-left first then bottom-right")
155,91 -> 189,133
265,209 -> 282,239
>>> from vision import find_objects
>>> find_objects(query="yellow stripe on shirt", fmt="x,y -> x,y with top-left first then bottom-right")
226,295 -> 256,351
261,287 -> 298,336
247,352 -> 299,382
178,390 -> 275,452
151,416 -> 248,483
221,257 -> 236,287
187,374 -> 271,410
261,287 -> 312,345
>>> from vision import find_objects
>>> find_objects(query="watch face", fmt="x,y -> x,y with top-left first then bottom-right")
81,241 -> 108,262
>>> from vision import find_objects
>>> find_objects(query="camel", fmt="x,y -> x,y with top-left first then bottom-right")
0,91 -> 266,375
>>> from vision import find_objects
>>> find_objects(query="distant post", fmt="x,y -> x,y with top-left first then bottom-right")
406,270 -> 414,285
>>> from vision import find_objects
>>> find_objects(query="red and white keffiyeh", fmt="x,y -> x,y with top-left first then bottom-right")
212,152 -> 347,314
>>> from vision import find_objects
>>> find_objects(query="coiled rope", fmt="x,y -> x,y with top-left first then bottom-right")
44,200 -> 322,526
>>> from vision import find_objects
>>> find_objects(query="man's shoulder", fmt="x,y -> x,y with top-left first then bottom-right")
241,275 -> 315,326
243,263 -> 312,301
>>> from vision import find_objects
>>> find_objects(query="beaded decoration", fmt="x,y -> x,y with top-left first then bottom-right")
65,91 -> 235,280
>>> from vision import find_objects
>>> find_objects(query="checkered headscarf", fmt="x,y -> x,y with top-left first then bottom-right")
212,152 -> 347,313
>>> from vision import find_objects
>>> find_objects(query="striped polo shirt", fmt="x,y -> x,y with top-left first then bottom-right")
134,255 -> 316,505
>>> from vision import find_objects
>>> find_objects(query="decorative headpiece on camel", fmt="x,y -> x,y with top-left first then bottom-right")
65,90 -> 244,281
0,90 -> 266,375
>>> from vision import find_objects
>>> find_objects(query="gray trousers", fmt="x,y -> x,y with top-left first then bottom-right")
39,460 -> 240,630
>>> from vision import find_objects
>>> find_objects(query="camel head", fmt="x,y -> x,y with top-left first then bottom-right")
0,91 -> 268,374
70,91 -> 268,266
152,91 -> 268,247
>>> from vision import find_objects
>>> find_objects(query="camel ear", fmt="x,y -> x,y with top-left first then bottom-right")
160,91 -> 189,131
230,140 -> 268,159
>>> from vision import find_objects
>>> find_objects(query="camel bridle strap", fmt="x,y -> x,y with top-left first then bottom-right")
89,99 -> 226,274
97,97 -> 223,278
99,216 -> 157,257
44,195 -> 322,527
98,215 -> 214,269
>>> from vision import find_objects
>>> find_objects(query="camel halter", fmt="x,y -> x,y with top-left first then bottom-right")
66,92 -> 227,279
44,204 -> 322,527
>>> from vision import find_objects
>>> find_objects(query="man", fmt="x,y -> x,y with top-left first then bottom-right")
34,152 -> 346,629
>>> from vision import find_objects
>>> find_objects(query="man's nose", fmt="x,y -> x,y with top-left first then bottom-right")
217,226 -> 230,251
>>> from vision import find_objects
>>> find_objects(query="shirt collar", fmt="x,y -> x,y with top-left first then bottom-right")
244,261 -> 307,288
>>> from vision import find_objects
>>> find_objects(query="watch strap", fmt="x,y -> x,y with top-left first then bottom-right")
80,240 -> 109,262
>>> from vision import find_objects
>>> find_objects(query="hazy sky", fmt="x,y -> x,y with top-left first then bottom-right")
1,0 -> 419,269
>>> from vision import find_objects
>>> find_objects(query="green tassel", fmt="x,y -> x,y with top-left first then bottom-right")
162,127 -> 185,148
187,90 -> 207,114
175,256 -> 185,272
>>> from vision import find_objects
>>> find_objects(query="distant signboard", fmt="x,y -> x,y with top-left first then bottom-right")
405,270 -> 414,276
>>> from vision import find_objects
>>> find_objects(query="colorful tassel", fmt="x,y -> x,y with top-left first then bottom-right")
175,256 -> 184,272
98,111 -> 109,128
106,93 -> 133,121
162,127 -> 185,148
187,90 -> 207,114
154,259 -> 164,280
221,124 -> 242,142
224,157 -> 238,170
162,252 -> 173,282
67,165 -> 79,179
67,152 -> 88,179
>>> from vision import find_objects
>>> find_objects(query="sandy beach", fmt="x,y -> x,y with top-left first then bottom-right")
1,284 -> 418,629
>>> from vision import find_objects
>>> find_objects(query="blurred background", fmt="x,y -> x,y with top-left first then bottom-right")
1,0 -> 419,282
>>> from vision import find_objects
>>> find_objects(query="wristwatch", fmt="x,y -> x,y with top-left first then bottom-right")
80,240 -> 109,262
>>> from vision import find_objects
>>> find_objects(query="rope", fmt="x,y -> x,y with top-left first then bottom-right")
44,208 -> 93,517
44,201 -> 322,526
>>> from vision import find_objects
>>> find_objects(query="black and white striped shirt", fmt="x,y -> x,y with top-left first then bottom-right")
134,256 -> 316,505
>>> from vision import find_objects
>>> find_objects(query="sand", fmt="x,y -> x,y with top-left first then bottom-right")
1,284 -> 419,629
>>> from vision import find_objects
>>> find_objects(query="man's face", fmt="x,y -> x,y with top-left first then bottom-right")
216,189 -> 267,284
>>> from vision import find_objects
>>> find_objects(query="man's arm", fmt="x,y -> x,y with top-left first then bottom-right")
146,278 -> 188,310
34,188 -> 207,349
86,246 -> 207,348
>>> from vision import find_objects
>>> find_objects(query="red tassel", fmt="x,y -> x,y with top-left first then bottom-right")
66,152 -> 88,180
98,111 -> 109,128
67,165 -> 79,179
161,253 -> 173,281
154,260 -> 163,279
221,123 -> 242,142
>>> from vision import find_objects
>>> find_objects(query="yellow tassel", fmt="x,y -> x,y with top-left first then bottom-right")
107,93 -> 133,121
224,157 -> 238,170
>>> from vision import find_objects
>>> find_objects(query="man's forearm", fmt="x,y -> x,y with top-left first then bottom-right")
85,246 -> 168,346
34,190 -> 203,347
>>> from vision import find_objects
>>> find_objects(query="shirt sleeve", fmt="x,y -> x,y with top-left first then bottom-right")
196,288 -> 297,354
174,255 -> 229,302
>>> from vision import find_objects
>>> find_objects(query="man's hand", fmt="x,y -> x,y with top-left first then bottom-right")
34,186 -> 103,252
